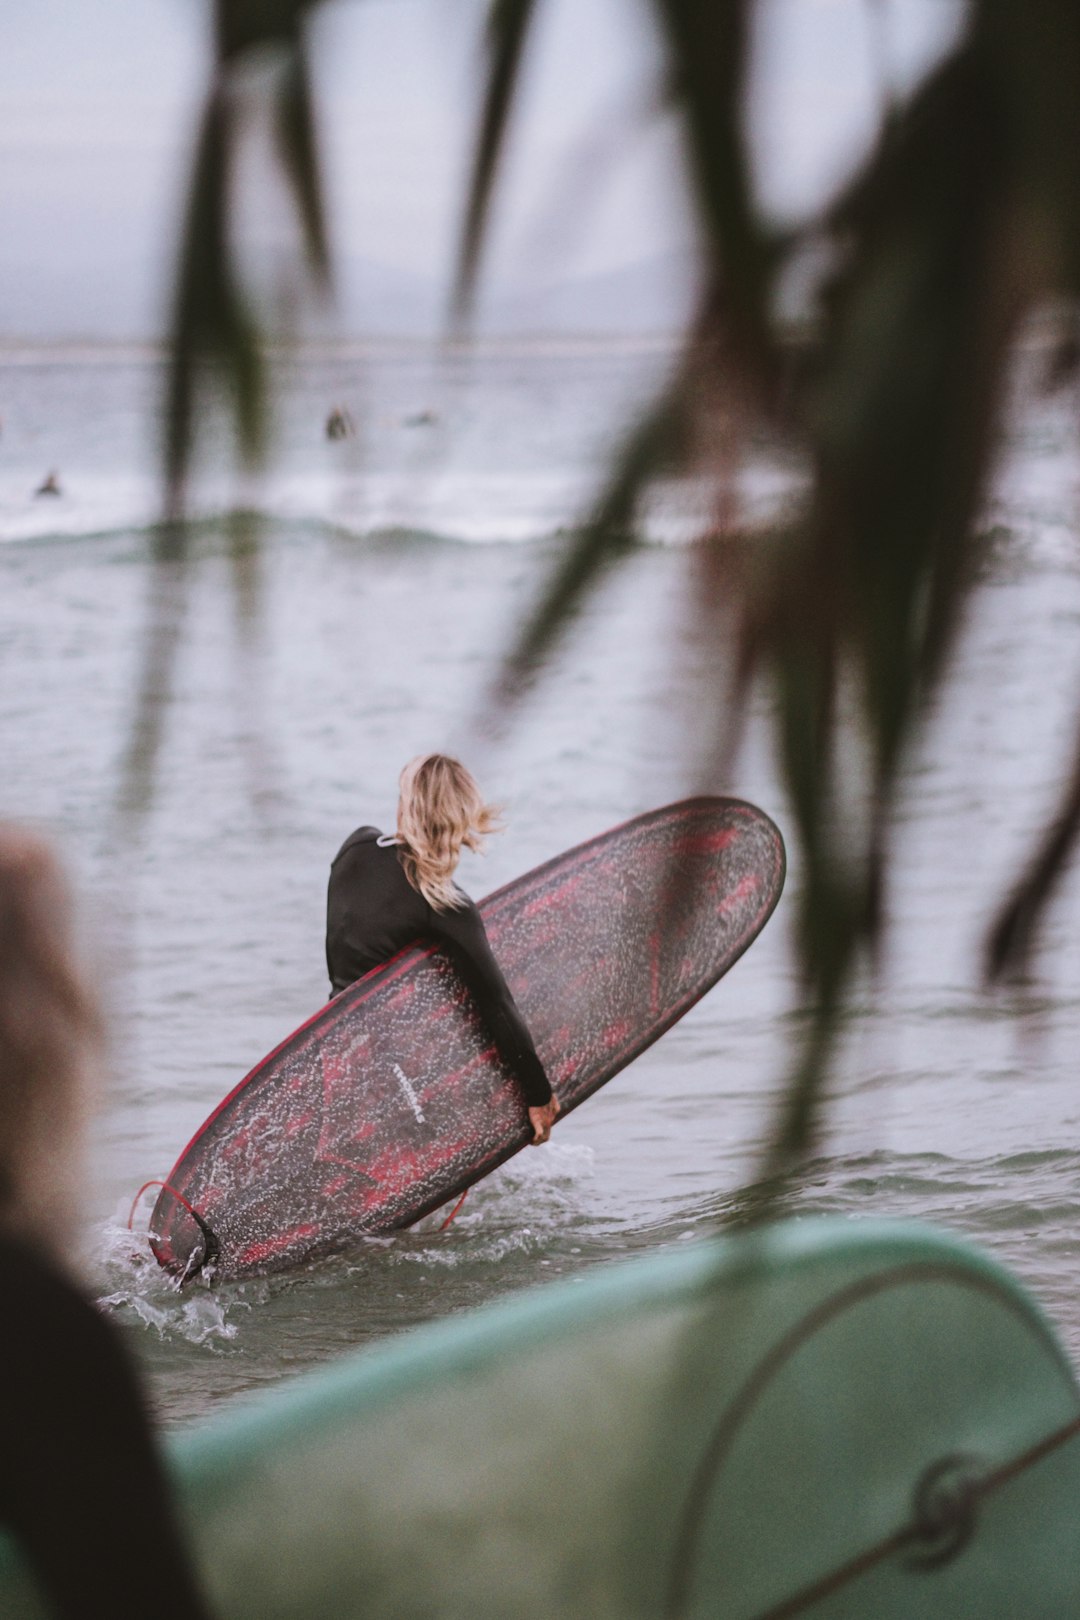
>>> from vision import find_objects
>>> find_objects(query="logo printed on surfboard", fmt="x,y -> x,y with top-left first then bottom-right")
392,1063 -> 426,1125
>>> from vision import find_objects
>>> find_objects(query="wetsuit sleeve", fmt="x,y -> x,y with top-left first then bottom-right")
430,899 -> 553,1107
0,1246 -> 214,1620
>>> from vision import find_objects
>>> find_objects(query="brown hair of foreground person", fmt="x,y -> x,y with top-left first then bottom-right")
0,827 -> 215,1620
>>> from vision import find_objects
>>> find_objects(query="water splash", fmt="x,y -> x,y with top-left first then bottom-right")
94,1211 -> 262,1348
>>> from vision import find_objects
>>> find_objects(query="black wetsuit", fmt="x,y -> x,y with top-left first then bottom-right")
326,827 -> 552,1107
0,1235 -> 213,1619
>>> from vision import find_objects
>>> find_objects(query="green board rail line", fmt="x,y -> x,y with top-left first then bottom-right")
3,1218 -> 1080,1617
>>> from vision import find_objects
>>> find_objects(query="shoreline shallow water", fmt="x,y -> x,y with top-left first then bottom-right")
3,345 -> 1080,1426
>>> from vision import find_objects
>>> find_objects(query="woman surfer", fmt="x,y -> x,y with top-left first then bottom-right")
326,755 -> 560,1146
0,828 -> 214,1618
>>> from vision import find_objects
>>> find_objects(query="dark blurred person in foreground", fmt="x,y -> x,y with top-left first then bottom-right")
0,828 -> 214,1618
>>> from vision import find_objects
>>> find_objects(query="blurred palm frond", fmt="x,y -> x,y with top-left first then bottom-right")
127,0 -> 330,816
453,0 -> 541,324
151,0 -> 1080,1177
456,0 -> 1080,1174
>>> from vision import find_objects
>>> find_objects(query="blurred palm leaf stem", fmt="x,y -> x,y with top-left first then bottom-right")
149,0 -> 1080,1189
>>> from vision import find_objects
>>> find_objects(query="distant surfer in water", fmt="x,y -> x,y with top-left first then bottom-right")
0,829 -> 214,1617
326,754 -> 561,1145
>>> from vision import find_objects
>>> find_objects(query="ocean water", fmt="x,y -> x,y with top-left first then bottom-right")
3,339 -> 1080,1428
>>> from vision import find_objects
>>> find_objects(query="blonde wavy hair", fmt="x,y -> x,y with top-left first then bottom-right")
396,754 -> 500,911
0,829 -> 101,1254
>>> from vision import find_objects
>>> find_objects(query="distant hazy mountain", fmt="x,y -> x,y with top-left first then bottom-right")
0,250 -> 167,343
336,248 -> 699,339
480,250 -> 700,337
0,245 -> 698,344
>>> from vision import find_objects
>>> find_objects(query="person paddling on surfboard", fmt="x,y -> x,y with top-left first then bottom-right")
326,754 -> 560,1146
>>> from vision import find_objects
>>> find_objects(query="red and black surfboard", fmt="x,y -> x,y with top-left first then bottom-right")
148,798 -> 785,1281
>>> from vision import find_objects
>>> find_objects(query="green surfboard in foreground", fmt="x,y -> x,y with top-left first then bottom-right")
4,1217 -> 1080,1617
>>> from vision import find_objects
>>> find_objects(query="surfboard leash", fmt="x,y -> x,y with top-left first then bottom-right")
438,1189 -> 469,1231
127,1179 -> 221,1283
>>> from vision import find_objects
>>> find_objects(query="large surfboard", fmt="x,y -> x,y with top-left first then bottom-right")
148,797 -> 785,1281
4,1220 -> 1080,1617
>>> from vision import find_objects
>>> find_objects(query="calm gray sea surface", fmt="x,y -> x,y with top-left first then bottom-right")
2,343 -> 1080,1427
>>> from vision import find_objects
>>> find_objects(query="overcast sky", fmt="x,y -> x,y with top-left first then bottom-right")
0,0 -> 966,339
